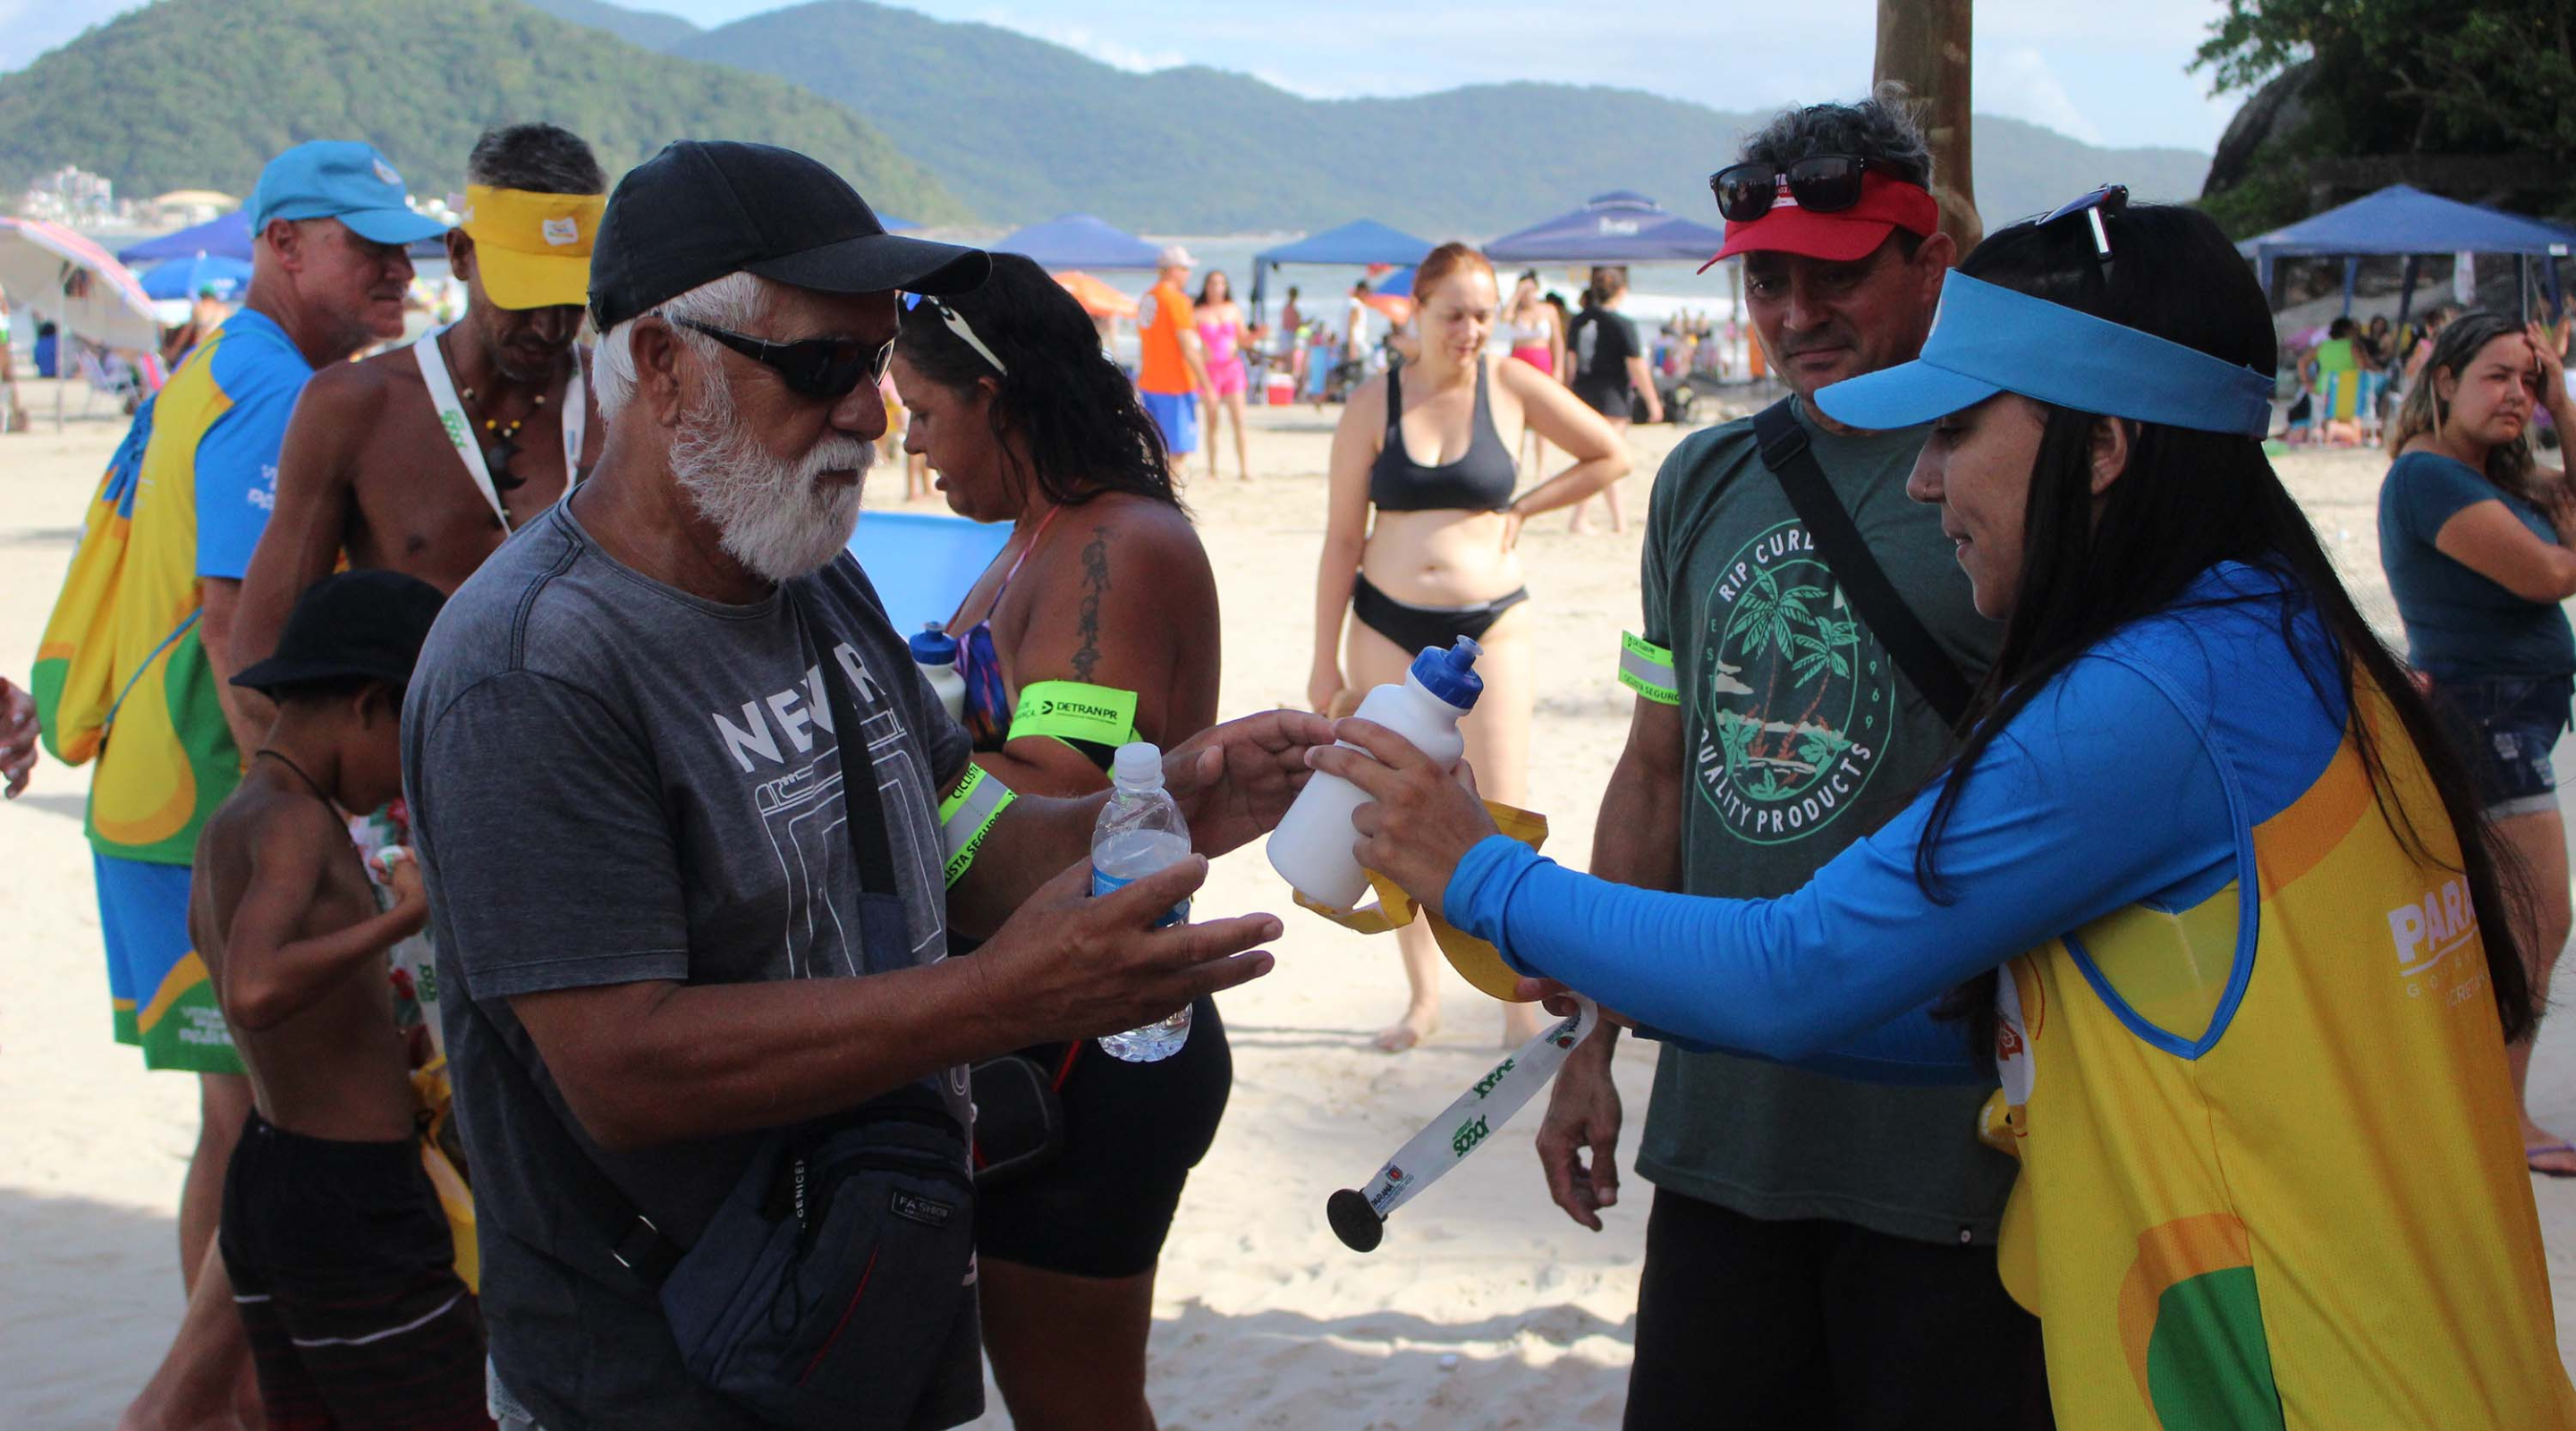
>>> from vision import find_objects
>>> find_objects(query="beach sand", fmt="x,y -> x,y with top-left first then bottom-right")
6,379 -> 2575,1427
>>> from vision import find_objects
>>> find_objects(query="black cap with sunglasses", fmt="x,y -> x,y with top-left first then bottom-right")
588,140 -> 990,334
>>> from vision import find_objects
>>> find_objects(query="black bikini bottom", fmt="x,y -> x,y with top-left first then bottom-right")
1352,573 -> 1530,655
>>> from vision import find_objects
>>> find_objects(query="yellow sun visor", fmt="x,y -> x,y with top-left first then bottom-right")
461,183 -> 606,311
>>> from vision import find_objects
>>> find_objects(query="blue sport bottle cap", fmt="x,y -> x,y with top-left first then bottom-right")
1409,637 -> 1483,710
909,621 -> 958,665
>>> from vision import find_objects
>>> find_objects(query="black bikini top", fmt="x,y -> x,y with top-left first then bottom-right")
1369,357 -> 1519,513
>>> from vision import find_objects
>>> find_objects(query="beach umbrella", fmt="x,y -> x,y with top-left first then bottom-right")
1,216 -> 162,351
994,214 -> 1162,272
140,253 -> 254,301
0,216 -> 164,428
1484,191 -> 1731,266
1055,270 -> 1137,319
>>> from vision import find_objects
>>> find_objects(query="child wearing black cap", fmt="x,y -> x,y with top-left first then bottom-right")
187,570 -> 492,1431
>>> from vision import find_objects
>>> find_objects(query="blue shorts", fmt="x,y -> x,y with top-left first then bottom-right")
1140,388 -> 1199,456
2433,673 -> 2573,819
96,851 -> 242,1073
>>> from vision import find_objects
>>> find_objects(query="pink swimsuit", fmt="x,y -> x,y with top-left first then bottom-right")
1198,317 -> 1248,397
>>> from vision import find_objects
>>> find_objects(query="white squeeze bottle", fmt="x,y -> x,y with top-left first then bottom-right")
1267,636 -> 1484,908
1093,741 -> 1195,1063
909,622 -> 967,724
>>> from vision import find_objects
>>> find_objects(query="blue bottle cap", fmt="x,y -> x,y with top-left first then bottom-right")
1409,636 -> 1483,710
909,621 -> 958,665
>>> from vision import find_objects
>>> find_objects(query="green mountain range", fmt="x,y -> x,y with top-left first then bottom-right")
4,0 -> 2209,239
660,0 -> 2209,235
0,0 -> 963,220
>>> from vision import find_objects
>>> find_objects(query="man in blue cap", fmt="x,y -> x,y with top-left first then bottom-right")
31,138 -> 445,1431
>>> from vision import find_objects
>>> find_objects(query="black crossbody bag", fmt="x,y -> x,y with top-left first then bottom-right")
506,593 -> 986,1431
1751,399 -> 1977,727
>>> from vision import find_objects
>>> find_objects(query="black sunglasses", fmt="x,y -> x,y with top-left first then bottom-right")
2030,184 -> 2128,283
668,316 -> 893,400
1708,156 -> 1877,224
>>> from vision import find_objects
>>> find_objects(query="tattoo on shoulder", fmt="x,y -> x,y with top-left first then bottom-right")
1072,529 -> 1111,683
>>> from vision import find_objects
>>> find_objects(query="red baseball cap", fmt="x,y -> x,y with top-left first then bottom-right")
1701,171 -> 1941,272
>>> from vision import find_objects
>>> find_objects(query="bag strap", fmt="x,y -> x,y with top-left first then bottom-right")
1750,399 -> 1976,727
792,584 -> 901,897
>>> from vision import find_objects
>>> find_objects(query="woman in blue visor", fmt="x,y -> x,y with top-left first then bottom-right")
1313,196 -> 2574,1428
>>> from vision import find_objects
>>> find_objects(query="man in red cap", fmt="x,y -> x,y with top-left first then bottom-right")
1534,91 -> 2047,1427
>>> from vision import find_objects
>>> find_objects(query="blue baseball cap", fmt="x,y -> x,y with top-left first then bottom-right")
1815,270 -> 2275,440
248,141 -> 448,246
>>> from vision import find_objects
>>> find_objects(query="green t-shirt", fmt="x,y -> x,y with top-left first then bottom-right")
1633,396 -> 2018,1245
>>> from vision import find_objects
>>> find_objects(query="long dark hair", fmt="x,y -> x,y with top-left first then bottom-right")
895,252 -> 1181,510
1921,203 -> 2534,1046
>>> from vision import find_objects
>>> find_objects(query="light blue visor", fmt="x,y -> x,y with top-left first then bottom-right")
1814,270 -> 2275,439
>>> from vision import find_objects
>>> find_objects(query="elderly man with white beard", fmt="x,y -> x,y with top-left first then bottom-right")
398,141 -> 1332,1431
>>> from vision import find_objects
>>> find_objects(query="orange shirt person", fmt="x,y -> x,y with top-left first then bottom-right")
1135,244 -> 1213,466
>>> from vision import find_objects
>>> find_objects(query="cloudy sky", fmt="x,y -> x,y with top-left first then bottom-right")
0,0 -> 2244,153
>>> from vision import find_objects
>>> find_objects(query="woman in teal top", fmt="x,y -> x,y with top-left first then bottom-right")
2378,308 -> 2576,1175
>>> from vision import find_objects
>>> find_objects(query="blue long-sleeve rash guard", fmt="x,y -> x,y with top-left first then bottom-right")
1447,565 -> 2350,1082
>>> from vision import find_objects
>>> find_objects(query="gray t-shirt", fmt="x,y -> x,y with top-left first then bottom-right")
402,504 -> 972,1431
1634,397 -> 2017,1245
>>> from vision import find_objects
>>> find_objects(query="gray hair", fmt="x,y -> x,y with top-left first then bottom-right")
466,123 -> 606,195
1739,82 -> 1935,190
591,271 -> 769,426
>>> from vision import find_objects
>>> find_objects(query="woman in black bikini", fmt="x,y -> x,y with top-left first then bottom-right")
1309,241 -> 1629,1051
892,253 -> 1223,1431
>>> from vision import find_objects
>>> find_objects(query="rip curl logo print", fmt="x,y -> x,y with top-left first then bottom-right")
1690,519 -> 1892,844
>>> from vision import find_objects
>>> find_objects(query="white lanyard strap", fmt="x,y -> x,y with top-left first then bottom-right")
413,326 -> 509,529
414,326 -> 589,531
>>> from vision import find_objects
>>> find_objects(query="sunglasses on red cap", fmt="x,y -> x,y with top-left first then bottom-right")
1707,156 -> 1895,224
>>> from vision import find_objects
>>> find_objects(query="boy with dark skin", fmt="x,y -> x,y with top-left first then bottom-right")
234,125 -> 606,669
192,570 -> 489,1431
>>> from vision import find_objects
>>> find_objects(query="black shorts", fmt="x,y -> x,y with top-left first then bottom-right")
1572,379 -> 1633,419
1624,1190 -> 2049,1431
975,995 -> 1232,1279
221,1112 -> 491,1431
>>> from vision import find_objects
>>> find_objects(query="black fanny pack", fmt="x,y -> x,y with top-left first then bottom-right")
652,1092 -> 983,1431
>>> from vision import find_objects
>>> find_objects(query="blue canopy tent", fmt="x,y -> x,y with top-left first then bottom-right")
993,214 -> 1162,272
121,212 -> 252,264
140,253 -> 253,300
1484,191 -> 1729,265
1250,218 -> 1434,319
118,209 -> 446,266
2237,184 -> 2572,320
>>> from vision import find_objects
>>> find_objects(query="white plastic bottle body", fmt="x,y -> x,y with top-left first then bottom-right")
919,662 -> 967,725
1265,673 -> 1470,908
1092,762 -> 1194,1063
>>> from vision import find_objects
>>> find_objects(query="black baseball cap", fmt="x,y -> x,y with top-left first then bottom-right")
588,140 -> 990,329
232,571 -> 446,695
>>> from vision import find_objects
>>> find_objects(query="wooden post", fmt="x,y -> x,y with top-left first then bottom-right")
1874,0 -> 1982,256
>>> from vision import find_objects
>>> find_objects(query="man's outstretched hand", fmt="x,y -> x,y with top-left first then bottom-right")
1165,707 -> 1337,857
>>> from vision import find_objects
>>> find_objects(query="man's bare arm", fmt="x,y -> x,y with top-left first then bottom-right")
218,811 -> 428,1029
235,369 -> 373,665
1535,696 -> 1683,1228
198,580 -> 274,758
510,858 -> 1275,1151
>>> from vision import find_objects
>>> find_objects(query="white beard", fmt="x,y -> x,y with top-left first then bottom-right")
671,377 -> 874,584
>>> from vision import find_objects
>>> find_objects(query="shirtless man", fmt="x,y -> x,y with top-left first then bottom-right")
235,123 -> 606,660
190,570 -> 487,1430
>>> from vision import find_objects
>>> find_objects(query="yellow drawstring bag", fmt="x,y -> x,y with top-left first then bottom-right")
1292,800 -> 1549,1000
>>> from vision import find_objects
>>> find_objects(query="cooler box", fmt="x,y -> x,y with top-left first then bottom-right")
1264,370 -> 1296,405
845,511 -> 1010,636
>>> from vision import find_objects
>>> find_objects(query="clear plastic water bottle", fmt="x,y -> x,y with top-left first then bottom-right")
1092,741 -> 1193,1063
